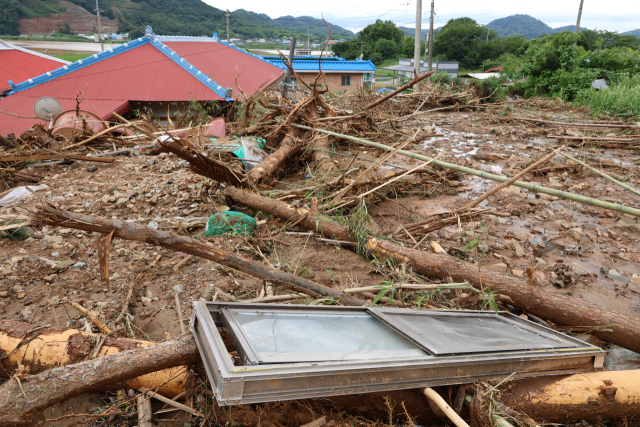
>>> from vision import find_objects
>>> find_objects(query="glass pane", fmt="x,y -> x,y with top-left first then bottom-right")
231,311 -> 424,363
377,312 -> 576,355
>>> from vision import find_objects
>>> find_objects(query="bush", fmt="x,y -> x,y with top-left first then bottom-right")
431,70 -> 451,85
470,76 -> 507,102
574,75 -> 640,118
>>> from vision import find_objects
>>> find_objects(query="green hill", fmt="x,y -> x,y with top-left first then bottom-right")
1,0 -> 355,40
621,29 -> 640,36
551,25 -> 587,33
485,14 -> 552,39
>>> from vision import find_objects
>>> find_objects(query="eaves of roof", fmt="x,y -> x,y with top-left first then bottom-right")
266,59 -> 376,72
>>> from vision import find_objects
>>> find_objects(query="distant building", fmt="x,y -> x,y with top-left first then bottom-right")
264,56 -> 376,92
0,28 -> 284,136
382,59 -> 459,79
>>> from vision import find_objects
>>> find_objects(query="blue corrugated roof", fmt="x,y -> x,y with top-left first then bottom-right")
266,58 -> 376,72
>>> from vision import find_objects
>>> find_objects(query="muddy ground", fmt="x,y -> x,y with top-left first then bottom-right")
1,105 -> 640,426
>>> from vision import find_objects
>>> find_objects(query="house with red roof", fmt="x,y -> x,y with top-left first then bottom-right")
0,39 -> 69,97
0,27 -> 284,136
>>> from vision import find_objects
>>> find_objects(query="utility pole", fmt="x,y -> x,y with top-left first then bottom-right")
360,40 -> 364,59
427,0 -> 434,83
284,36 -> 296,98
307,29 -> 310,54
573,0 -> 584,46
413,0 -> 422,91
95,0 -> 103,52
226,9 -> 230,43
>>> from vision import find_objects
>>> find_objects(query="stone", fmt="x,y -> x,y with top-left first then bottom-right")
607,269 -> 628,284
50,295 -> 60,305
53,259 -> 75,271
0,291 -> 7,298
141,296 -> 152,307
97,301 -> 109,308
116,197 -> 128,206
488,263 -> 508,272
535,257 -> 547,266
87,166 -> 98,172
21,308 -> 33,319
490,243 -> 505,250
512,269 -> 525,277
173,284 -> 183,294
513,241 -> 525,257
71,262 -> 86,268
629,274 -> 640,294
570,262 -> 590,276
148,221 -> 159,230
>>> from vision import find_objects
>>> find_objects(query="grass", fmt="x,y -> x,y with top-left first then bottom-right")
574,75 -> 640,118
54,54 -> 91,62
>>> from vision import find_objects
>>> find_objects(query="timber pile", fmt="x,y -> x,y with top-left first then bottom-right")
0,63 -> 639,427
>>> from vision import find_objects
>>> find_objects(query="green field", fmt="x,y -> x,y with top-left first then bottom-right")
54,54 -> 90,62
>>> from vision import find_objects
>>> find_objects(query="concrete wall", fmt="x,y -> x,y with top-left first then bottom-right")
295,72 -> 365,92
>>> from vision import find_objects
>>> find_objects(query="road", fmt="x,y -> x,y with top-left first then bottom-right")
10,40 -> 107,52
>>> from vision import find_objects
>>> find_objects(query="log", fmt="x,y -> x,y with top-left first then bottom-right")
312,134 -> 335,173
0,334 -> 198,426
222,186 -> 640,354
137,392 -> 154,427
513,116 -> 638,129
248,131 -> 301,184
29,205 -> 367,307
499,370 -> 640,422
0,320 -> 191,397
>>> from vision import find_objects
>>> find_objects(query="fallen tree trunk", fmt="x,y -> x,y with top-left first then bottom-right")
0,334 -> 198,426
248,131 -> 301,184
312,135 -> 335,173
29,205 -> 367,307
0,320 -> 190,397
223,186 -> 640,354
498,370 -> 640,422
327,370 -> 640,424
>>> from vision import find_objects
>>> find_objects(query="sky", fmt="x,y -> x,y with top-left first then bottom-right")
206,0 -> 640,34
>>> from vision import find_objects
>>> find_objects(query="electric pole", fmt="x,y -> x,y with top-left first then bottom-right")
413,0 -> 422,90
95,0 -> 103,52
226,9 -> 230,43
573,0 -> 584,46
427,0 -> 434,83
307,29 -> 310,54
360,40 -> 364,59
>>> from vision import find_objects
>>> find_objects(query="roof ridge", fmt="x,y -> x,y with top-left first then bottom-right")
148,35 -> 232,101
5,38 -> 148,95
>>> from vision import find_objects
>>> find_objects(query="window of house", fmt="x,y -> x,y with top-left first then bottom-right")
191,302 -> 604,406
341,75 -> 351,86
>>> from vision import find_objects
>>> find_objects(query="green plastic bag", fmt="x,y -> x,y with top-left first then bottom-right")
205,211 -> 256,237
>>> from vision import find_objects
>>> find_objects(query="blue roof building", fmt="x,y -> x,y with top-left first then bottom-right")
263,56 -> 376,92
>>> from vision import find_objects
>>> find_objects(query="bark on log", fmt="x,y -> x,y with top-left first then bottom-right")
0,335 -> 198,426
0,320 -> 190,397
30,205 -> 367,307
248,131 -> 300,184
312,135 -> 335,173
223,186 -> 640,354
324,371 -> 640,424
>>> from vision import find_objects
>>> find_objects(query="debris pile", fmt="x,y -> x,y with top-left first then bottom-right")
1,68 -> 640,427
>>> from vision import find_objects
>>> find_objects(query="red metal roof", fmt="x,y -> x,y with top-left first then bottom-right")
0,95 -> 128,136
0,50 -> 66,92
164,42 -> 284,96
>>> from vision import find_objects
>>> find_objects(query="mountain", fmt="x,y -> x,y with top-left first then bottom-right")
621,29 -> 640,36
485,14 -> 552,39
551,25 -> 587,33
397,26 -> 429,39
7,0 -> 355,40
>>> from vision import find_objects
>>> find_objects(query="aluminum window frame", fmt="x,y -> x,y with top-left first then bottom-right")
191,301 -> 605,406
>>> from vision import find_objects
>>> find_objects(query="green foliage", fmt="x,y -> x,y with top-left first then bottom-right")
431,70 -> 451,85
0,0 -> 22,35
18,0 -> 66,20
57,21 -> 71,34
574,75 -> 640,118
485,14 -> 552,39
470,77 -> 508,102
332,20 -> 416,64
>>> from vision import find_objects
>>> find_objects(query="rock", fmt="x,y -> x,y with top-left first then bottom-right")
111,272 -> 121,280
488,263 -> 508,272
53,259 -> 75,271
50,295 -> 60,305
569,262 -> 589,276
535,257 -> 547,266
115,197 -> 128,206
173,284 -> 183,294
141,296 -> 152,307
477,243 -> 489,253
607,269 -> 628,284
146,283 -> 162,299
512,269 -> 525,277
21,308 -> 33,319
148,221 -> 159,230
71,262 -> 86,268
513,241 -> 525,257
0,291 -> 7,297
44,235 -> 63,244
490,243 -> 505,250
629,274 -> 640,294
97,301 -> 109,308
87,166 -> 98,172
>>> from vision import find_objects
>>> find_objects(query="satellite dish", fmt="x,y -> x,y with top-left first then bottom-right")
34,97 -> 62,129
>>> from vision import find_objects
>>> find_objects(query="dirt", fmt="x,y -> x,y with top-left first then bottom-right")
19,1 -> 120,36
1,101 -> 640,425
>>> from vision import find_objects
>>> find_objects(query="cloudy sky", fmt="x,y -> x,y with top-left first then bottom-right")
211,0 -> 639,34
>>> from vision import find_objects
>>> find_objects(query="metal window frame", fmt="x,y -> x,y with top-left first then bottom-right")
341,75 -> 351,86
190,301 -> 605,406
